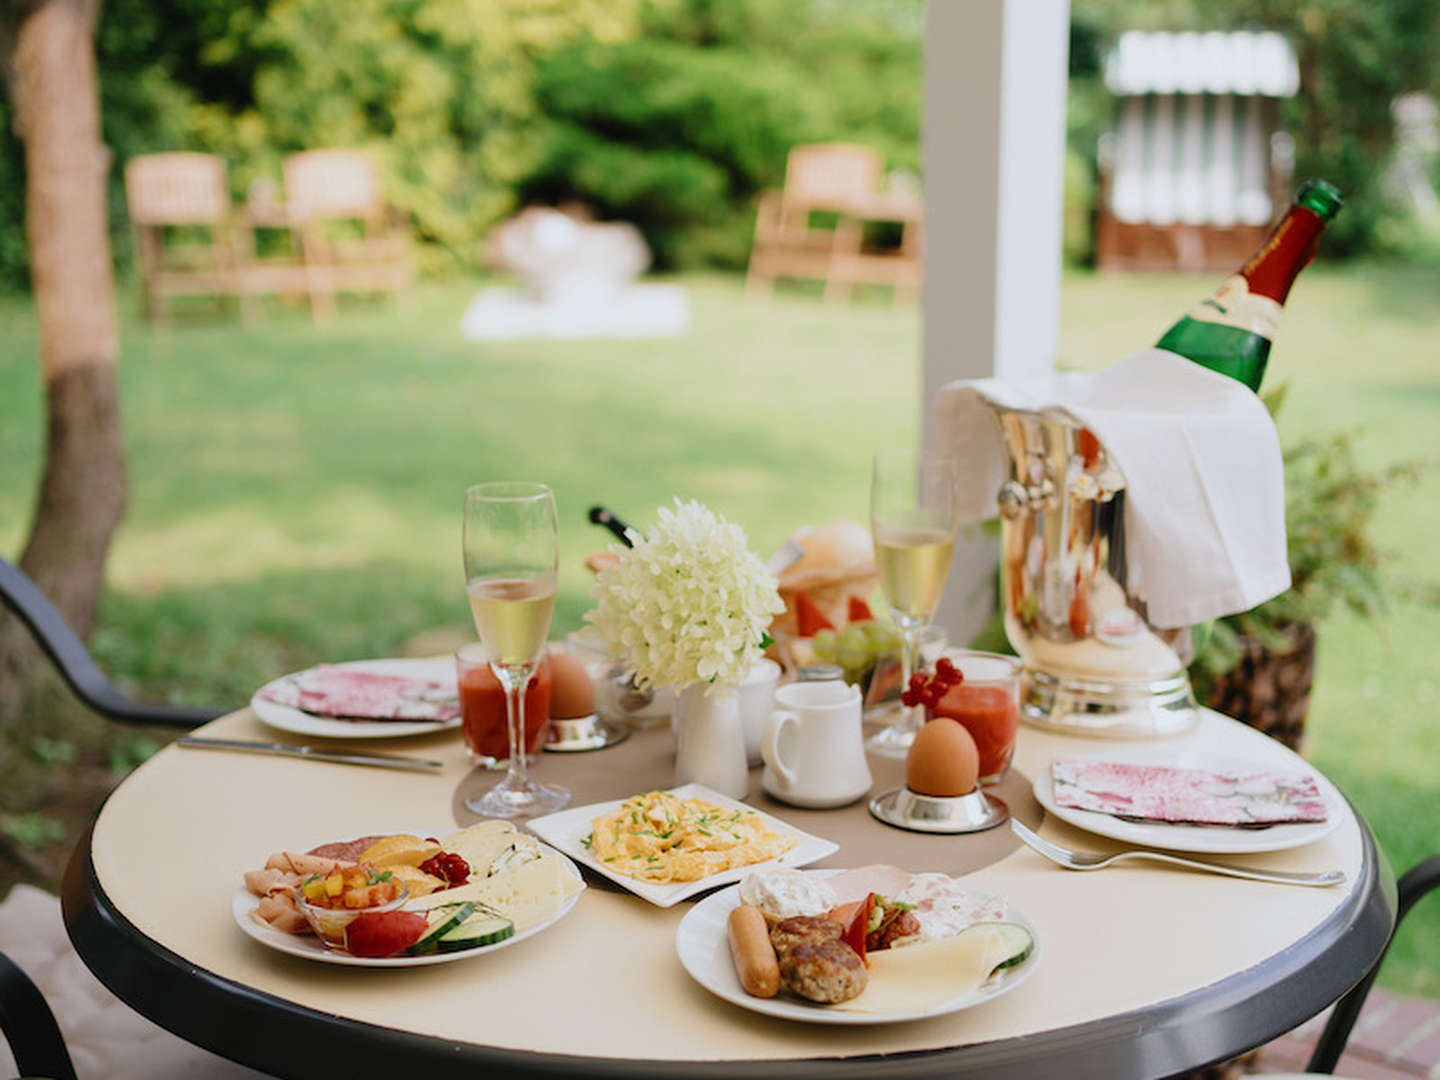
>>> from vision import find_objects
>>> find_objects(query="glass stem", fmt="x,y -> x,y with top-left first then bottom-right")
898,623 -> 921,735
495,661 -> 532,789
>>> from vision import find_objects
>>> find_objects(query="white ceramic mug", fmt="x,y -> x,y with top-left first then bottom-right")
737,658 -> 781,766
762,680 -> 872,808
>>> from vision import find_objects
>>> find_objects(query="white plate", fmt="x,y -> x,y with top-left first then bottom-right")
1034,745 -> 1343,854
251,658 -> 462,740
675,871 -> 1040,1025
233,848 -> 585,967
526,783 -> 838,908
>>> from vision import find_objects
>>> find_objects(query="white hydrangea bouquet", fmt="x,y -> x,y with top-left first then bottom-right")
588,499 -> 784,693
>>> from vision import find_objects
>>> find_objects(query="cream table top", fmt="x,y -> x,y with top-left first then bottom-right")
64,705 -> 1394,1079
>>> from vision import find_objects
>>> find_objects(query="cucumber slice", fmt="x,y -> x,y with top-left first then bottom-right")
404,902 -> 475,956
434,913 -> 515,953
983,922 -> 1035,971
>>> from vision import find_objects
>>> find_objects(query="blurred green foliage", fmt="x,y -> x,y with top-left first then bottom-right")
0,0 -> 921,288
1,0 -> 1436,290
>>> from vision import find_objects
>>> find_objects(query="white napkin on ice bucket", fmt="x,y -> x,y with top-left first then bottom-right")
933,348 -> 1289,629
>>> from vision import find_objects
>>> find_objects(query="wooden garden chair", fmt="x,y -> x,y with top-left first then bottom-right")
282,149 -> 412,322
746,143 -> 921,304
123,152 -> 258,323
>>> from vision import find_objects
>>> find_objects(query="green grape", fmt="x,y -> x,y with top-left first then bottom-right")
837,624 -> 869,652
858,620 -> 891,646
811,628 -> 838,661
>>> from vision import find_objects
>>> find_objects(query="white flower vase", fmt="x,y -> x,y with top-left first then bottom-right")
672,682 -> 749,799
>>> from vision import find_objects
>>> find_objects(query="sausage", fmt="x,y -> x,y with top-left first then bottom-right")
727,903 -> 781,998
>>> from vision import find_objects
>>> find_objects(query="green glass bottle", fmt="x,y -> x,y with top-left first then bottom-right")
1155,179 -> 1343,392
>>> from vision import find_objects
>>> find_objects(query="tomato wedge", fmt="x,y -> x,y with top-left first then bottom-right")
840,893 -> 874,966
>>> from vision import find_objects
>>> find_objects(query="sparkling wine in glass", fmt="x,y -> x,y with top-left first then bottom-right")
866,450 -> 962,758
463,481 -> 570,818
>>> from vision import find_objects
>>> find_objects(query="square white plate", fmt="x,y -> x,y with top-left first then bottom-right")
526,783 -> 838,908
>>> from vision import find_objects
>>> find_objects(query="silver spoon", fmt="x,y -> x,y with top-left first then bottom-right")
1011,818 -> 1345,887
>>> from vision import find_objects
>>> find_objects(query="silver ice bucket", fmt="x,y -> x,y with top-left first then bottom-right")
990,404 -> 1199,737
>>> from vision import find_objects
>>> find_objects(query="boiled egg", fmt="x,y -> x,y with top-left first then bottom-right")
547,651 -> 596,719
905,718 -> 980,797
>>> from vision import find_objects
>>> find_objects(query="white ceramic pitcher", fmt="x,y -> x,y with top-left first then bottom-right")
761,680 -> 872,808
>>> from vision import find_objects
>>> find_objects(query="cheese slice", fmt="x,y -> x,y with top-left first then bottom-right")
441,821 -> 545,877
411,852 -> 583,930
834,922 -> 1031,1014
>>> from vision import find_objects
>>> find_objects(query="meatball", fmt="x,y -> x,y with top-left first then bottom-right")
769,916 -> 842,958
778,939 -> 869,1004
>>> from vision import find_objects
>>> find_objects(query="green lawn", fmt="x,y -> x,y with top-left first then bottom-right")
2,265 -> 1437,993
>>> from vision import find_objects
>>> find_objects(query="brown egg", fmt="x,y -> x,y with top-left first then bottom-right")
547,651 -> 596,719
905,718 -> 980,797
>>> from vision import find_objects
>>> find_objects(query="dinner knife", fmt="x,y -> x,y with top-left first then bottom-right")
176,736 -> 443,772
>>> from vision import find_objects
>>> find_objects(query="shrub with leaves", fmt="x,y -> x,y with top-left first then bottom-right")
1190,386 -> 1434,694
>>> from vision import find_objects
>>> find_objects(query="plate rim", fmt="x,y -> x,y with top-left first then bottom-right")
251,657 -> 462,740
1033,745 -> 1343,854
525,782 -> 839,908
674,869 -> 1040,1025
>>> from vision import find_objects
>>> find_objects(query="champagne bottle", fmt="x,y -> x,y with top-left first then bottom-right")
1155,179 -> 1343,391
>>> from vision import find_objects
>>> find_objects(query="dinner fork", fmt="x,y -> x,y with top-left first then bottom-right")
1010,819 -> 1345,887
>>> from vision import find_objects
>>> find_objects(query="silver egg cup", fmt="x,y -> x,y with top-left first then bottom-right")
543,712 -> 629,753
868,786 -> 1010,834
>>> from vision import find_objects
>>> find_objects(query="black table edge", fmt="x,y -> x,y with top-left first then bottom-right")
62,800 -> 1396,1080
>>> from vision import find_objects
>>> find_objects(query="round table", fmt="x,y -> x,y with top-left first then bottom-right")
64,704 -> 1394,1079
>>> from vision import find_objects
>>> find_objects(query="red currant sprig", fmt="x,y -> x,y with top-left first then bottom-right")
899,657 -> 964,711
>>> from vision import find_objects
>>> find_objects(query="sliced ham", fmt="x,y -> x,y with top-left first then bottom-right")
253,893 -> 310,935
264,852 -> 352,877
826,865 -> 915,906
257,665 -> 460,722
244,868 -> 299,898
1051,760 -> 1329,827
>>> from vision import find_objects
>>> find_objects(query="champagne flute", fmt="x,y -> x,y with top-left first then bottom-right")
866,450 -> 962,758
463,481 -> 570,818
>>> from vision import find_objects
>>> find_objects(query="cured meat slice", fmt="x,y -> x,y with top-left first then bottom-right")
894,874 -> 1006,945
1051,760 -> 1328,827
258,665 -> 460,722
825,865 -> 914,906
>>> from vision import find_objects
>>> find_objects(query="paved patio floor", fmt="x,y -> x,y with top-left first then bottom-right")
1249,990 -> 1440,1078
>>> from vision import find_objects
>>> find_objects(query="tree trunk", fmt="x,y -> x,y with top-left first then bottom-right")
0,0 -> 125,711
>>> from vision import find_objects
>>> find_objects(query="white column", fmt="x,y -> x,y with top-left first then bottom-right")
922,0 -> 1070,645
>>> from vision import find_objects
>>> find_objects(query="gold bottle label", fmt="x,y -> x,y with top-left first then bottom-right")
1185,274 -> 1283,339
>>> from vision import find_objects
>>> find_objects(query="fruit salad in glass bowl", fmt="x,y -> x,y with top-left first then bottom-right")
294,864 -> 410,949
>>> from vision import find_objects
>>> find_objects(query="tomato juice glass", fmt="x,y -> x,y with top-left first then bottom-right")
930,650 -> 1021,784
456,643 -> 551,769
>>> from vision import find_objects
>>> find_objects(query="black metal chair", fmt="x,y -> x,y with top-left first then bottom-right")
2,554 -> 228,1080
0,555 -> 222,728
1295,853 -> 1440,1075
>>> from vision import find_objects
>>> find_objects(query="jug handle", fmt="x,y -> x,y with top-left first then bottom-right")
762,710 -> 798,786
